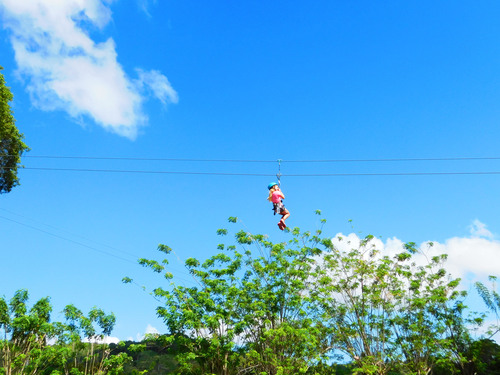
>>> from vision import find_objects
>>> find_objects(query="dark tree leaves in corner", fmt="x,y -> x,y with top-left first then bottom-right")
0,66 -> 29,194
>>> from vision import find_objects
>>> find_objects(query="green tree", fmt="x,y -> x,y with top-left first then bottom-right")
314,235 -> 476,375
59,304 -> 127,375
0,66 -> 29,194
127,215 -> 480,375
313,235 -> 401,374
0,289 -> 57,375
126,218 -> 331,375
468,339 -> 500,375
475,276 -> 500,339
0,289 -> 129,375
432,339 -> 500,375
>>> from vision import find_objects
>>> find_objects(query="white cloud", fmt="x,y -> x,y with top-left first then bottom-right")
431,236 -> 500,280
145,323 -> 160,335
332,219 -> 500,282
84,335 -> 120,344
136,69 -> 179,106
331,233 -> 405,260
0,0 -> 177,139
132,324 -> 160,342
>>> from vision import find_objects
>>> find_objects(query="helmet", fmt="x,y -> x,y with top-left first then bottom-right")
268,182 -> 278,190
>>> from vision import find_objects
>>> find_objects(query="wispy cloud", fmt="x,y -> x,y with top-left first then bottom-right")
0,0 -> 177,139
136,69 -> 178,105
469,219 -> 494,239
137,0 -> 157,18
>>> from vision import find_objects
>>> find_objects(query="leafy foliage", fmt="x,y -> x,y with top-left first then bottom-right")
314,236 -> 475,375
475,276 -> 500,338
0,66 -> 29,194
6,216 -> 496,374
133,218 -> 330,374
0,289 -> 129,375
130,215 -> 486,374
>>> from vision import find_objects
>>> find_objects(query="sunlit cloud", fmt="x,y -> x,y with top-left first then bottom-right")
84,335 -> 120,344
333,219 -> 500,281
0,0 -> 177,139
145,324 -> 160,335
131,324 -> 160,342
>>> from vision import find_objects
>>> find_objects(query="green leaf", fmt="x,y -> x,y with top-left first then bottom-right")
217,228 -> 228,236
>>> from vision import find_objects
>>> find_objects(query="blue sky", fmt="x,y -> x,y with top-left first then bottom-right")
1,0 -> 500,340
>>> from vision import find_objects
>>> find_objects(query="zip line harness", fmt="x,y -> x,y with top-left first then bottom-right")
276,159 -> 282,187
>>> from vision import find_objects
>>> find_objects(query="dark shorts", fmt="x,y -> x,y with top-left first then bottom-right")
273,202 -> 286,215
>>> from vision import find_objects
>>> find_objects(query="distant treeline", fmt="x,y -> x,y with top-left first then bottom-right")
112,336 -> 500,374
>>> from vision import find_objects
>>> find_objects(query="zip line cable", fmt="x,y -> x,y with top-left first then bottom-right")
16,155 -> 500,163
9,166 -> 500,177
21,155 -> 276,162
0,214 -> 137,264
0,208 -> 206,282
19,167 -> 274,176
0,207 -> 139,259
5,154 -> 500,176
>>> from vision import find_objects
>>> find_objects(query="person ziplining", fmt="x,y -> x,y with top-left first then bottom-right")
267,182 -> 290,230
267,159 -> 290,230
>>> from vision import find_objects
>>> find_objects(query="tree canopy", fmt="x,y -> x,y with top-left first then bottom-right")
0,289 -> 130,375
126,214 -> 491,375
3,216 -> 500,374
0,66 -> 29,194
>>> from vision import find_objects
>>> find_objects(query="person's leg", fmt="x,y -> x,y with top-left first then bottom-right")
279,209 -> 290,228
281,209 -> 290,222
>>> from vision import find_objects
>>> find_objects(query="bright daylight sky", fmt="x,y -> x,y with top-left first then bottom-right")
2,0 -> 500,341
